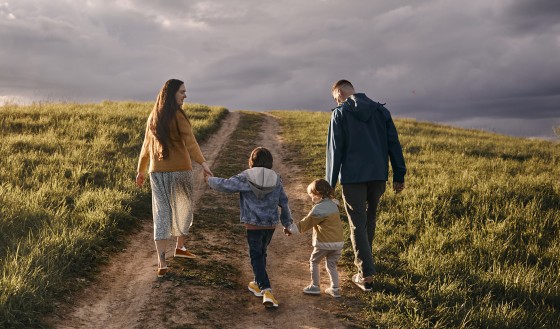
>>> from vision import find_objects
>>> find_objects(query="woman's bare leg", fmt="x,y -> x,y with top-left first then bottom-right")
176,235 -> 186,250
155,240 -> 168,268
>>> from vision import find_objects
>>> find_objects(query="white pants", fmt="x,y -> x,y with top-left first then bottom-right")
309,247 -> 342,288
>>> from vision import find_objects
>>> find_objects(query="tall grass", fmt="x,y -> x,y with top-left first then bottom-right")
0,101 -> 227,329
272,111 -> 560,328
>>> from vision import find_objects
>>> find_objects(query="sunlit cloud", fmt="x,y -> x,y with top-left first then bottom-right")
0,2 -> 16,19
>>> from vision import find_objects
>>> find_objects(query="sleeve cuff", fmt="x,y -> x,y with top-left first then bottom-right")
288,223 -> 300,235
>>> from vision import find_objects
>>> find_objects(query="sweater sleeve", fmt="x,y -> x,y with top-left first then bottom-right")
137,120 -> 150,173
296,206 -> 326,233
177,111 -> 206,165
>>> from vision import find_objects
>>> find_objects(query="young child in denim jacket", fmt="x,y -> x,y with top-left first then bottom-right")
205,147 -> 293,308
287,179 -> 344,298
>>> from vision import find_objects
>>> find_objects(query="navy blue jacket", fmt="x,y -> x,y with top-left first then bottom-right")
326,93 -> 406,187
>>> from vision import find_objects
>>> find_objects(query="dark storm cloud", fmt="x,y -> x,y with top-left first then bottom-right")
0,0 -> 559,137
504,0 -> 560,33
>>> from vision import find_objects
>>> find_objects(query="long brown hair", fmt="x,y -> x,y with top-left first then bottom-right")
148,79 -> 184,160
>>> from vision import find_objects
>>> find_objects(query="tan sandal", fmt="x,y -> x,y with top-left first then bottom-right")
157,267 -> 168,278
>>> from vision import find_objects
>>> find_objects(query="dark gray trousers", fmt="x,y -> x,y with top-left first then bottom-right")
342,181 -> 386,277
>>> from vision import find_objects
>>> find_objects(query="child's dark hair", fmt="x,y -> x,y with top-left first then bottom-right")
249,147 -> 273,169
307,179 -> 335,199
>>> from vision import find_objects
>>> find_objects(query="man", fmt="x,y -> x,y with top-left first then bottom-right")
326,79 -> 406,292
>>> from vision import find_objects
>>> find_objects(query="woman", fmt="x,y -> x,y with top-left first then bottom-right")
136,79 -> 213,277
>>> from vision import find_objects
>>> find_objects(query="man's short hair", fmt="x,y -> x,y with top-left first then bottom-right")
331,79 -> 354,92
249,147 -> 273,169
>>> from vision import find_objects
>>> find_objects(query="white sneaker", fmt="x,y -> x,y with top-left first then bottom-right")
352,273 -> 373,292
325,287 -> 341,298
302,283 -> 321,295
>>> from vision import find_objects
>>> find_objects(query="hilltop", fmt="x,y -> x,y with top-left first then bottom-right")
1,103 -> 559,328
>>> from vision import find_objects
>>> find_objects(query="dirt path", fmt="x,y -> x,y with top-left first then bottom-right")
49,111 -> 356,329
231,113 -> 353,329
49,112 -> 240,329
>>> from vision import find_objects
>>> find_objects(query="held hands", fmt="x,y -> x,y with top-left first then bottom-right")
284,223 -> 299,236
202,162 -> 213,177
202,162 -> 213,184
137,162 -> 214,187
393,181 -> 405,194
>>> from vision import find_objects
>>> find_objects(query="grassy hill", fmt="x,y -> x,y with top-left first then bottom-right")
0,103 -> 558,328
272,111 -> 560,328
0,102 -> 227,329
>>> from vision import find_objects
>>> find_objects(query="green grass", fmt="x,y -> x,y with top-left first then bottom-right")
2,103 -> 559,328
0,101 -> 227,329
271,110 -> 560,329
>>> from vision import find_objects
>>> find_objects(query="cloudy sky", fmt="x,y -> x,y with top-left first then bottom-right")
1,0 -> 559,138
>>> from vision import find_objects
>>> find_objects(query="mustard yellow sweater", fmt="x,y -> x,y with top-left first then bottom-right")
292,198 -> 344,250
137,110 -> 205,173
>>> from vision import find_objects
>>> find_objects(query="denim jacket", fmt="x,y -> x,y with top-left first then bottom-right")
207,167 -> 293,227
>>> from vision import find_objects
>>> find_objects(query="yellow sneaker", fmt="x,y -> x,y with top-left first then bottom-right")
174,248 -> 197,259
262,290 -> 279,308
248,281 -> 263,297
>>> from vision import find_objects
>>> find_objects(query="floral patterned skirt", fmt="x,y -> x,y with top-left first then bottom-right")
149,171 -> 194,240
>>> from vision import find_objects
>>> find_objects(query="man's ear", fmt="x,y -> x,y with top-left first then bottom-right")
333,89 -> 341,103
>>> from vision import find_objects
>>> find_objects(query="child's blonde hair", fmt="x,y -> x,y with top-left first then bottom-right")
307,179 -> 335,199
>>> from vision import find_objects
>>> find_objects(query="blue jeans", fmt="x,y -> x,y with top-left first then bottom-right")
246,229 -> 275,291
342,181 -> 386,277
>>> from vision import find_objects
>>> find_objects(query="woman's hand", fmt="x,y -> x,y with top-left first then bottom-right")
202,162 -> 213,177
136,172 -> 145,187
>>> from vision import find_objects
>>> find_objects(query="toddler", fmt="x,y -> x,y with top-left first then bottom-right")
287,179 -> 344,298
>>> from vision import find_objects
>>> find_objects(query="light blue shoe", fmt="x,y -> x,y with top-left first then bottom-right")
303,283 -> 321,295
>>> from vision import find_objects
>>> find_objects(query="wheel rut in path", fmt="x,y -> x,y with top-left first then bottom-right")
216,113 -> 354,329
50,111 -> 357,329
48,111 -> 240,329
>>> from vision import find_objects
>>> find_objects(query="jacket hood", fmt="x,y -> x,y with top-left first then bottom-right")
244,167 -> 278,199
340,93 -> 379,122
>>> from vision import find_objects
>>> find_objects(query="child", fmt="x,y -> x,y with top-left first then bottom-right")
287,179 -> 344,298
205,147 -> 293,308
